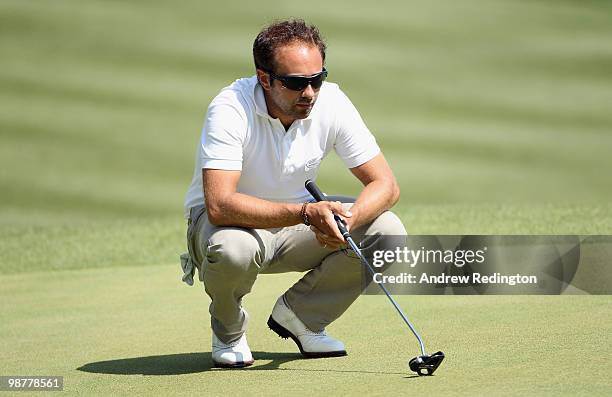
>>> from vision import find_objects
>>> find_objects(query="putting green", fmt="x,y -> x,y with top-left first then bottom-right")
1,265 -> 611,396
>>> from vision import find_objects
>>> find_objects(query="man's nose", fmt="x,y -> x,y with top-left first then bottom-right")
302,84 -> 315,98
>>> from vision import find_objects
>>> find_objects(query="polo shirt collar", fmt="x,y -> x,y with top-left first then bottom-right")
253,82 -> 273,120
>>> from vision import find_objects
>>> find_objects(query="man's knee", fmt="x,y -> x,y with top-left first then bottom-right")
355,211 -> 407,261
204,228 -> 262,274
370,210 -> 407,236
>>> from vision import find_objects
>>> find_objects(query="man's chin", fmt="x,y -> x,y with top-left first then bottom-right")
292,106 -> 312,118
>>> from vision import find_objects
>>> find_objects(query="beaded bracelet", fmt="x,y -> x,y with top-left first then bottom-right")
300,202 -> 310,226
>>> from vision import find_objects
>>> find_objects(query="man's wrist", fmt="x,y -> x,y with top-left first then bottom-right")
300,202 -> 310,225
346,205 -> 362,230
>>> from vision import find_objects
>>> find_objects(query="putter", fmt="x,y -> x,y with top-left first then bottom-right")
305,179 -> 445,376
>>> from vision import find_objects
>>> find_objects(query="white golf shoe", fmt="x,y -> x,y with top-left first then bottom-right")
211,332 -> 254,368
267,296 -> 347,358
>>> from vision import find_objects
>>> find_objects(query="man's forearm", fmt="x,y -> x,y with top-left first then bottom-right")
207,192 -> 303,228
348,179 -> 399,230
206,179 -> 398,230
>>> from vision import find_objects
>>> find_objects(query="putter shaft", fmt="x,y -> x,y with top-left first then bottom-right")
304,179 -> 427,356
345,236 -> 427,356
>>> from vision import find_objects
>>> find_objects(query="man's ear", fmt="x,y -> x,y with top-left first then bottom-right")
257,69 -> 272,91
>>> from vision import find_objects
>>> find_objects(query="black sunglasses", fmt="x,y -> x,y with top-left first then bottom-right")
266,68 -> 328,91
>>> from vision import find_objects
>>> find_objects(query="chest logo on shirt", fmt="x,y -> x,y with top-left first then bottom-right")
305,157 -> 322,171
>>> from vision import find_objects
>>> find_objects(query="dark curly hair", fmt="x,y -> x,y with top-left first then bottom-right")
253,19 -> 326,73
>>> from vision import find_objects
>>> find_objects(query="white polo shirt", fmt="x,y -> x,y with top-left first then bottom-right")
183,76 -> 380,218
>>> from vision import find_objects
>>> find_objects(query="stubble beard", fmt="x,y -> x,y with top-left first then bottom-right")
281,98 -> 314,120
270,87 -> 315,121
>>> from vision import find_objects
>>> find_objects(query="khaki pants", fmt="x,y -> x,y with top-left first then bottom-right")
186,204 -> 406,344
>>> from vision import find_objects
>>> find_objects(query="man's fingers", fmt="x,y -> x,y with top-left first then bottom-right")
310,225 -> 331,239
329,201 -> 352,233
318,237 -> 340,249
307,201 -> 350,244
314,233 -> 338,249
323,213 -> 345,242
311,224 -> 344,247
331,201 -> 352,218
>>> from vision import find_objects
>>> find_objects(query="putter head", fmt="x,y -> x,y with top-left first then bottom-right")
409,351 -> 445,376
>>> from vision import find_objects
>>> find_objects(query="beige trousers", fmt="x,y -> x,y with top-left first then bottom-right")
187,204 -> 406,344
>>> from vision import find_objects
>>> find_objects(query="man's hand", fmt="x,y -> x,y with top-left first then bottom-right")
306,201 -> 353,249
308,153 -> 400,249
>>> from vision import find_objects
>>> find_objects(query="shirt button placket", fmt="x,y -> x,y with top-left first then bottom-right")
273,120 -> 284,179
281,124 -> 297,179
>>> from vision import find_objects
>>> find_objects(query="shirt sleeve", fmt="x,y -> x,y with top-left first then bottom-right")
199,95 -> 246,171
333,88 -> 380,169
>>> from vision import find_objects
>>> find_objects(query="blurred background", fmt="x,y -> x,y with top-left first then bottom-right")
1,0 -> 611,273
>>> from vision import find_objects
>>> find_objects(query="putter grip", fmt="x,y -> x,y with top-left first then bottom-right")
304,179 -> 351,239
304,179 -> 326,202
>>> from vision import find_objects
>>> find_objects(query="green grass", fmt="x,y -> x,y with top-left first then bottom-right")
1,267 -> 611,396
1,0 -> 612,395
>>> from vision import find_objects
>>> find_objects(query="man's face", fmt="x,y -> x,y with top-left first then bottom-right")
261,43 -> 324,123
